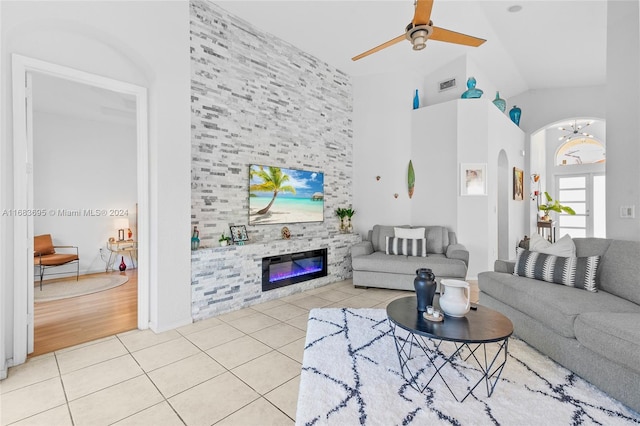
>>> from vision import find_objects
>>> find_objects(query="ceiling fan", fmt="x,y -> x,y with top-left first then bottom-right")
352,0 -> 486,61
557,120 -> 594,142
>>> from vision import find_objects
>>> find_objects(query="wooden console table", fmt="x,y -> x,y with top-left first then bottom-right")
537,221 -> 556,243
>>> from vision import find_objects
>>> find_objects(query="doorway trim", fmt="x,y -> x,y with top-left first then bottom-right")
11,54 -> 150,364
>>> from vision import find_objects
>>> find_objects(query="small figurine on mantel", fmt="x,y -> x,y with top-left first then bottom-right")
461,77 -> 483,99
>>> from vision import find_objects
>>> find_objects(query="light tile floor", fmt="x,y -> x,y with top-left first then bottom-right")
0,279 -> 478,426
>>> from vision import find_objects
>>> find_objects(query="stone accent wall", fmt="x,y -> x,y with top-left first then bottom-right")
191,233 -> 361,320
190,1 -> 354,318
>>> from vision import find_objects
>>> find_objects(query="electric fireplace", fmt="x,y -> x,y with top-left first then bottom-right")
262,249 -> 328,291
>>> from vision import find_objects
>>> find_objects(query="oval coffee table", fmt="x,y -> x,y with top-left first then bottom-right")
387,296 -> 513,402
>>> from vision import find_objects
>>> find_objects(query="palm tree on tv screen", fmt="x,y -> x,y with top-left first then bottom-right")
250,166 -> 296,214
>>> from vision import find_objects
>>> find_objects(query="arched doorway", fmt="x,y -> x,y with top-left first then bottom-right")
530,118 -> 606,238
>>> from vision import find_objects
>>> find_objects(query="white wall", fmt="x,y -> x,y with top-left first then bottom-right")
410,99 -> 525,278
353,71 -> 421,236
1,1 -> 191,368
509,86 -> 606,136
410,101 -> 458,229
33,112 -> 137,274
606,0 -> 640,240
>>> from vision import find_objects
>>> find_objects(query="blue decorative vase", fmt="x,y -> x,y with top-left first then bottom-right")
509,105 -> 522,126
413,89 -> 420,110
492,91 -> 506,112
414,268 -> 437,312
461,77 -> 483,99
191,226 -> 200,250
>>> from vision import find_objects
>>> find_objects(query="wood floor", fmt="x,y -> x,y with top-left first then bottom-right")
32,270 -> 138,357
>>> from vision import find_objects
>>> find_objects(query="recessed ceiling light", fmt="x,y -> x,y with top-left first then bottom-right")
508,5 -> 523,13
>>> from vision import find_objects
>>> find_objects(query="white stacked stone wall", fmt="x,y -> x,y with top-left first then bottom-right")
190,1 -> 355,318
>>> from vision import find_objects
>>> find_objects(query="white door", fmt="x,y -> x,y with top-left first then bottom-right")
555,173 -> 606,238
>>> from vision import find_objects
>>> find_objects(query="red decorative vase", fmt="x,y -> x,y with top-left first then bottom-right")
119,256 -> 127,272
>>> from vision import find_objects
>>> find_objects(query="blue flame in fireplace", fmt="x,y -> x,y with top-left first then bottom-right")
269,258 -> 323,283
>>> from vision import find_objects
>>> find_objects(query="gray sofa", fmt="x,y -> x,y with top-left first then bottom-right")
478,237 -> 640,413
351,225 -> 469,290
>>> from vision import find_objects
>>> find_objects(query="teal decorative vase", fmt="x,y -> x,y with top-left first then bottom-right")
509,105 -> 522,126
413,89 -> 420,109
461,77 -> 483,99
191,226 -> 200,250
492,91 -> 506,112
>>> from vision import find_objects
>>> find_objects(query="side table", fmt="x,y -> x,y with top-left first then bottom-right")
106,239 -> 137,271
537,220 -> 556,243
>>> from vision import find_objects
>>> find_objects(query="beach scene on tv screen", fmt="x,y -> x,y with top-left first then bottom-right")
249,165 -> 324,225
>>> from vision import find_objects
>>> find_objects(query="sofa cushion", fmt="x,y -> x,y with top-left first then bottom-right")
34,234 -> 56,256
597,240 -> 640,306
371,225 -> 406,252
425,226 -> 446,254
385,237 -> 427,257
351,251 -> 466,278
574,312 -> 640,374
514,248 -> 600,292
478,271 -> 640,338
394,227 -> 424,239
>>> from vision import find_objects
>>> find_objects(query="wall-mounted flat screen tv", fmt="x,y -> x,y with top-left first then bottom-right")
249,165 -> 324,225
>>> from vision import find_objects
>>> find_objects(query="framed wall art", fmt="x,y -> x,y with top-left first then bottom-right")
230,225 -> 249,243
513,167 -> 524,201
460,163 -> 487,196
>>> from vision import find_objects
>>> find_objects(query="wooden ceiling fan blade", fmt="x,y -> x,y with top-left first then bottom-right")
412,0 -> 434,25
352,34 -> 406,61
431,26 -> 486,47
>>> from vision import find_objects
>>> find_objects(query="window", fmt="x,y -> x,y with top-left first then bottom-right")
555,138 -> 605,166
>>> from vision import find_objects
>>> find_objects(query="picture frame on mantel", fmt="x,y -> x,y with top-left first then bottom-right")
230,225 -> 248,243
513,167 -> 524,201
460,163 -> 487,196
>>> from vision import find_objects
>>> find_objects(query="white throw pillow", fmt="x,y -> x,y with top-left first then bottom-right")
534,234 -> 576,257
394,227 -> 425,239
528,233 -> 551,252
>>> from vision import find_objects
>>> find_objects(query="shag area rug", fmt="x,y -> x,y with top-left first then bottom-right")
296,308 -> 640,426
35,275 -> 129,302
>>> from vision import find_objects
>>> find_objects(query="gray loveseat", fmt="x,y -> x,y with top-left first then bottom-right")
478,237 -> 640,412
351,225 -> 469,290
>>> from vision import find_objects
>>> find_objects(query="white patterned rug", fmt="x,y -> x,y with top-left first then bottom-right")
296,308 -> 640,425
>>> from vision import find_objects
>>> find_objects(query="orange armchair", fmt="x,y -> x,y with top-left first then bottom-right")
34,234 -> 79,290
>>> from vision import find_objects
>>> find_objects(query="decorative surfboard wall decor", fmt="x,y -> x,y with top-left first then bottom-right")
408,160 -> 415,199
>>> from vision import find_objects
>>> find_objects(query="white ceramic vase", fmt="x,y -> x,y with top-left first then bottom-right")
439,279 -> 471,317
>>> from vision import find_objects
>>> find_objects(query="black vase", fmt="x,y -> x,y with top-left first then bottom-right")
119,256 -> 127,272
414,268 -> 437,312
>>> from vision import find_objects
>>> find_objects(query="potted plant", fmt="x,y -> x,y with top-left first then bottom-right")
344,208 -> 355,233
538,192 -> 576,221
336,207 -> 347,232
218,233 -> 231,247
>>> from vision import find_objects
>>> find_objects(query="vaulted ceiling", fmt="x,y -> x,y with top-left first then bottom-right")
216,0 -> 607,98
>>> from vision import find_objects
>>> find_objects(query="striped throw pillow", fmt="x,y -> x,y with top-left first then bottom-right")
513,248 -> 600,292
385,236 -> 427,257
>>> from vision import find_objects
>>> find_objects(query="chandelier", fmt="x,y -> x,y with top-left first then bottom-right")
557,120 -> 594,142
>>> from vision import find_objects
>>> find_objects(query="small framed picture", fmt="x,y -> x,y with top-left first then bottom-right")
513,167 -> 524,201
460,163 -> 487,196
230,225 -> 248,243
